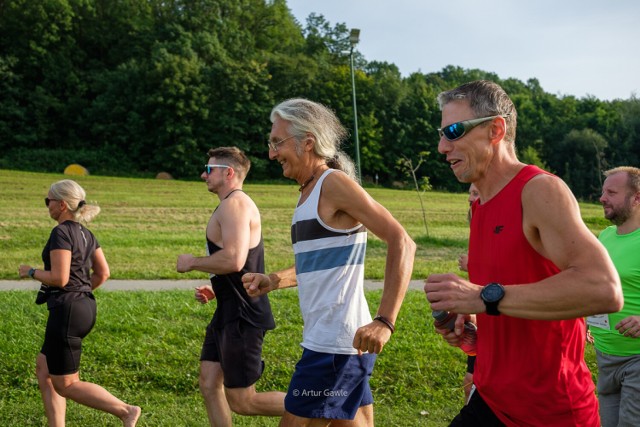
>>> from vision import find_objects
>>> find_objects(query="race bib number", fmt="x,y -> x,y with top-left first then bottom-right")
586,314 -> 610,330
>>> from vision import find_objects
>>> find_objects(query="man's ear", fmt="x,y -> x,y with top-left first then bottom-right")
489,116 -> 507,145
226,166 -> 235,180
304,133 -> 316,152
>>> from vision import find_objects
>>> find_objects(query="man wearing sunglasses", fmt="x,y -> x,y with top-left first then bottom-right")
176,147 -> 284,426
242,98 -> 416,427
424,80 -> 622,426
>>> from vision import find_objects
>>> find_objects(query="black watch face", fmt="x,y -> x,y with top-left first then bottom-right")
482,284 -> 504,303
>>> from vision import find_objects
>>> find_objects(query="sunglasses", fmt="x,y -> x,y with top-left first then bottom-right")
267,135 -> 296,152
44,197 -> 60,207
204,164 -> 230,174
438,114 -> 510,142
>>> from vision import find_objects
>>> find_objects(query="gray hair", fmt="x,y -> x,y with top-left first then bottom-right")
270,98 -> 358,182
437,80 -> 518,147
49,179 -> 100,224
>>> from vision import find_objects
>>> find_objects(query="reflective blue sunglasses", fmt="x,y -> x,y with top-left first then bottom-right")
438,114 -> 510,142
204,164 -> 230,174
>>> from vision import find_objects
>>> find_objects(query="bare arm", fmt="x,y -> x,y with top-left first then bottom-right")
90,247 -> 110,290
177,195 -> 253,275
498,175 -> 622,319
19,247 -> 106,289
323,172 -> 416,353
426,175 -> 622,320
25,249 -> 72,287
242,266 -> 298,296
327,172 -> 416,324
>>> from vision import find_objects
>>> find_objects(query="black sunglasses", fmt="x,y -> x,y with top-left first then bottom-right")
44,197 -> 60,207
438,114 -> 510,142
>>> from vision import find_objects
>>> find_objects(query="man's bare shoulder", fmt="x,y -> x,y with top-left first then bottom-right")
522,171 -> 582,232
218,190 -> 261,226
322,170 -> 364,198
523,173 -> 573,204
217,190 -> 258,211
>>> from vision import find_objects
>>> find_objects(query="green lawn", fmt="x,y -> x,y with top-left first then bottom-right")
0,169 -> 602,426
0,169 -> 607,281
0,289 -> 480,426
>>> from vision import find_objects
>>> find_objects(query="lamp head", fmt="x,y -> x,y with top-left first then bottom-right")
349,28 -> 360,46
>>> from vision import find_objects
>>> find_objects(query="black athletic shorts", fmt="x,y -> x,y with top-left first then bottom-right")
41,293 -> 96,375
466,355 -> 476,374
200,318 -> 266,388
449,388 -> 505,427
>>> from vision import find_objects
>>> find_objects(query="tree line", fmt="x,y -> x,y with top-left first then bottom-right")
1,0 -> 638,199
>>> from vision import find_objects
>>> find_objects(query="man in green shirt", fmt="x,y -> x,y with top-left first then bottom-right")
589,166 -> 640,427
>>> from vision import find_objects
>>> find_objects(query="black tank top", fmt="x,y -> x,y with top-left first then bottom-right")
207,237 -> 275,330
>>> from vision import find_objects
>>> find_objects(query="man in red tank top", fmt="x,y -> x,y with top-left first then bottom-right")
424,80 -> 623,427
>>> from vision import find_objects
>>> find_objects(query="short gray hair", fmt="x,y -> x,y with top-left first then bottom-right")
437,80 -> 518,146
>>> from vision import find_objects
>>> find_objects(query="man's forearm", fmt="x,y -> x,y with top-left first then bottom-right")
268,267 -> 298,290
184,251 -> 244,275
376,235 -> 416,323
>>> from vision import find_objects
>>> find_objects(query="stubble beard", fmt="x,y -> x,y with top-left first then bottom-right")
605,199 -> 632,226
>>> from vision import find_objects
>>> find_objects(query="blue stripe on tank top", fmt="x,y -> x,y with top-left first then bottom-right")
294,242 -> 366,274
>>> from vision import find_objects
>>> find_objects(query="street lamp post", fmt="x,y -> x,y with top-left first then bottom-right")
349,28 -> 361,183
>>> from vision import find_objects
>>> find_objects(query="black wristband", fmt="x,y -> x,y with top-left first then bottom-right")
28,268 -> 36,279
373,315 -> 395,334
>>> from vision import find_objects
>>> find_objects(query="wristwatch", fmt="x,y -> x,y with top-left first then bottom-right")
28,268 -> 37,279
481,282 -> 505,316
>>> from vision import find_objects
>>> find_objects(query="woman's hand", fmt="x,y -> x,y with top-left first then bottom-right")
18,264 -> 33,279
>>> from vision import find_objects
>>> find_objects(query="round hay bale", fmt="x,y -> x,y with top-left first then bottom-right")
64,164 -> 89,176
156,171 -> 173,180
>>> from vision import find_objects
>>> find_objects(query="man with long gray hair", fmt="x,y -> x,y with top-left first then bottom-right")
243,98 -> 416,426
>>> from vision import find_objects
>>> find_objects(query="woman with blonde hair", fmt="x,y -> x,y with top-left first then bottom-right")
19,179 -> 140,426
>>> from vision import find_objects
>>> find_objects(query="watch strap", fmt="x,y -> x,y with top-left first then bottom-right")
484,300 -> 501,316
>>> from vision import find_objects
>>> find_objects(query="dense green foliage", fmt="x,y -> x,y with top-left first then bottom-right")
2,0 -> 638,200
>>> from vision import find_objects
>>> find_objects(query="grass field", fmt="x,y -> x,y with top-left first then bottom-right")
0,169 -> 604,426
0,169 -> 608,281
1,288 -> 490,426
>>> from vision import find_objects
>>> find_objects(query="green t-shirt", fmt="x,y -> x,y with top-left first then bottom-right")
590,226 -> 640,356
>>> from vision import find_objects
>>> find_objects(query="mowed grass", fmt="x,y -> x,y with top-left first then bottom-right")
0,169 -> 608,280
1,169 -> 477,281
0,169 -> 602,425
0,288 -> 487,426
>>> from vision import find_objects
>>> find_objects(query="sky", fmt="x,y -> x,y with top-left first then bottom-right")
286,0 -> 639,101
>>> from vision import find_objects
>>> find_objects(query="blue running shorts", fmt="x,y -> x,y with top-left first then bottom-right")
284,348 -> 376,420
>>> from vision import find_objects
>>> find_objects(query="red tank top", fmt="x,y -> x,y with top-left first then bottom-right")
469,165 -> 598,427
